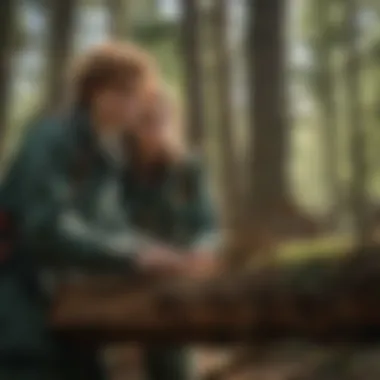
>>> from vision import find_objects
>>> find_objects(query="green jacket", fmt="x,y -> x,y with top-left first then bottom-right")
0,109 -> 154,362
122,156 -> 220,252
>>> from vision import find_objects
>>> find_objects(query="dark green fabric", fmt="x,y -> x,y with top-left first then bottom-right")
0,110 -> 149,379
123,155 -> 218,249
123,156 -> 218,380
11,112 -> 140,271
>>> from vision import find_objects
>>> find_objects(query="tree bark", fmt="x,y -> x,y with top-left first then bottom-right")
180,0 -> 205,147
0,0 -> 17,148
52,245 -> 380,345
343,0 -> 369,246
242,0 -> 320,253
247,0 -> 289,219
212,0 -> 242,229
45,0 -> 76,111
311,0 -> 340,225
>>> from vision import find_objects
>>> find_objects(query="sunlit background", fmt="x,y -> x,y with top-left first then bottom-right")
0,0 -> 378,258
2,1 -> 380,378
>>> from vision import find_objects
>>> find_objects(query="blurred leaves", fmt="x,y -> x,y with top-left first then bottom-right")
133,20 -> 179,45
14,15 -> 28,51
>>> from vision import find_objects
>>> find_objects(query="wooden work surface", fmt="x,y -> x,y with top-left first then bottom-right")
50,248 -> 380,346
51,274 -> 255,345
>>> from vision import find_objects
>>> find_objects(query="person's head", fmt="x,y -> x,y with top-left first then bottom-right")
129,87 -> 185,167
70,41 -> 159,134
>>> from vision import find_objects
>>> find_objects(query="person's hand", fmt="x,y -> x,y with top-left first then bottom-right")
137,245 -> 186,276
182,253 -> 220,279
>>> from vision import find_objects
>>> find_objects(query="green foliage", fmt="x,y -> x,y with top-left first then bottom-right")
133,20 -> 179,45
277,234 -> 353,263
14,13 -> 27,50
301,0 -> 346,48
130,20 -> 183,93
367,28 -> 380,63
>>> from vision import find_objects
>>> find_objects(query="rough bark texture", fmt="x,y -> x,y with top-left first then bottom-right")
52,245 -> 380,346
180,0 -> 205,147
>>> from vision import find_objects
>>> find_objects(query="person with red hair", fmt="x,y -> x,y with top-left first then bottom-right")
0,42 -> 188,380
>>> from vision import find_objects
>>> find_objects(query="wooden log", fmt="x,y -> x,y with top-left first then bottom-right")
51,246 -> 380,345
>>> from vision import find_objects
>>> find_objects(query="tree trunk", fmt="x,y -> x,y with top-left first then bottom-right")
343,0 -> 369,246
180,0 -> 205,147
0,0 -> 17,148
311,0 -> 340,225
212,0 -> 241,229
52,245 -> 380,345
45,0 -> 76,111
107,0 -> 131,39
244,0 -> 302,256
247,0 -> 289,220
243,0 -> 320,253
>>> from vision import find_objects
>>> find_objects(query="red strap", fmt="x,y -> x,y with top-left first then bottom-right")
0,242 -> 10,262
0,211 -> 9,230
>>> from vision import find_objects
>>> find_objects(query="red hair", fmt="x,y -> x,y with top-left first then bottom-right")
138,86 -> 186,164
69,41 -> 159,107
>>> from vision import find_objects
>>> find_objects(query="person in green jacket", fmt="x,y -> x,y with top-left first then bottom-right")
0,42 -> 187,380
122,89 -> 221,380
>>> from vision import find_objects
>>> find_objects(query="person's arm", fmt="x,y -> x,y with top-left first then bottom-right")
16,120 -> 156,273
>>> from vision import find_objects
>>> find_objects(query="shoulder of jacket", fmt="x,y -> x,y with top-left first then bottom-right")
21,114 -> 68,150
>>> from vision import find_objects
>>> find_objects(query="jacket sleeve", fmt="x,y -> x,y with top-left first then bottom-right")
185,158 -> 222,256
15,121 -> 153,272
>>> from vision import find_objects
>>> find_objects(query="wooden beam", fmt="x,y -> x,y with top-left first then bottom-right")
51,246 -> 380,345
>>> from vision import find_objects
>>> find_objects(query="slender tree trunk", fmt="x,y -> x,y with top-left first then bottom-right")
247,0 -> 289,221
212,0 -> 241,229
180,0 -> 205,147
108,0 -> 131,39
0,0 -> 17,148
241,0 -> 320,259
45,0 -> 76,111
311,0 -> 340,225
343,0 -> 369,246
